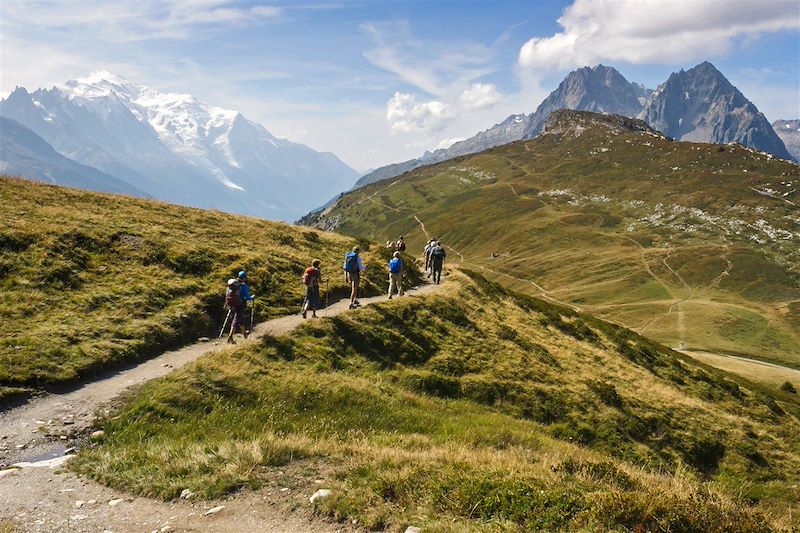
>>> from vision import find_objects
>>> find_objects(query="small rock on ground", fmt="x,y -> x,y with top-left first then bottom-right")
309,489 -> 332,504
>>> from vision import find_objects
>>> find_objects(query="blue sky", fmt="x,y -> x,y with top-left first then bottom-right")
2,0 -> 798,170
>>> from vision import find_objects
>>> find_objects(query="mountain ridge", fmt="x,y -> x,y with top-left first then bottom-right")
351,62 -> 793,193
0,72 -> 359,220
0,116 -> 148,197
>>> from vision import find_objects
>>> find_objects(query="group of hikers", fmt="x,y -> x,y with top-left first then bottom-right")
222,236 -> 447,343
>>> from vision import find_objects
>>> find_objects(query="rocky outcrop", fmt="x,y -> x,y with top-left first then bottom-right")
543,109 -> 665,137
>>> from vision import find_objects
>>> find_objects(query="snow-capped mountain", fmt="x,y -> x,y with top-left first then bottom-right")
0,72 -> 358,220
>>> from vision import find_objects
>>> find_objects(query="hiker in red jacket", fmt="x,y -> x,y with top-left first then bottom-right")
301,259 -> 324,319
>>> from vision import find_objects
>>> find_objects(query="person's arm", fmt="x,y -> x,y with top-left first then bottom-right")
358,255 -> 365,271
241,284 -> 254,301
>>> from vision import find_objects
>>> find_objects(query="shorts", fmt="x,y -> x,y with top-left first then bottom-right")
348,271 -> 361,284
231,303 -> 246,329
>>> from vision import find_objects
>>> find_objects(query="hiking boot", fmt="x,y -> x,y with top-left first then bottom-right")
227,336 -> 236,344
243,331 -> 249,339
388,294 -> 393,300
302,310 -> 307,319
312,313 -> 317,318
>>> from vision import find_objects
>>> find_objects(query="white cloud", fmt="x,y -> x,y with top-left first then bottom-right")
362,21 -> 495,98
461,83 -> 501,109
0,1 -> 283,44
386,92 -> 453,134
518,0 -> 800,70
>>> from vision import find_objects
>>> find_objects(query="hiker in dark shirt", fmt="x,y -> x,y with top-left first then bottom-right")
429,241 -> 446,284
227,270 -> 255,343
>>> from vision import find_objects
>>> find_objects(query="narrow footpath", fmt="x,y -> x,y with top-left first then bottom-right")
0,281 -> 444,533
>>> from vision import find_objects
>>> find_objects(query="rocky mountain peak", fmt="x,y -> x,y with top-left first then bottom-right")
522,64 -> 646,138
640,62 -> 792,160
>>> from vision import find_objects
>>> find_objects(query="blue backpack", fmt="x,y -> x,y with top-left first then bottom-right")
344,252 -> 359,273
389,257 -> 402,274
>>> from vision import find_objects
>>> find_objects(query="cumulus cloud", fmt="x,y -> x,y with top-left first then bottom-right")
460,83 -> 501,109
518,0 -> 800,70
386,92 -> 453,134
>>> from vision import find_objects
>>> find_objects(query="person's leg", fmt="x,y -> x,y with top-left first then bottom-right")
399,273 -> 404,295
311,286 -> 319,317
228,307 -> 241,343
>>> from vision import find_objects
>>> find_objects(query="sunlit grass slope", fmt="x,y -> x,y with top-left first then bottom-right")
309,111 -> 800,372
73,272 -> 800,532
0,176 -> 401,398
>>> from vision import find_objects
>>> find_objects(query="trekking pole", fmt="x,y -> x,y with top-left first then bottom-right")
218,308 -> 232,339
325,279 -> 329,316
250,299 -> 255,334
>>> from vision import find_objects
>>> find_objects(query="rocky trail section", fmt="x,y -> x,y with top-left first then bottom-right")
1,282 -> 442,533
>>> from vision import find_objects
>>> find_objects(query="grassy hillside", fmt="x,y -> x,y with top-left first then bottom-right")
0,176 -> 405,399
309,111 -> 800,373
73,272 -> 800,531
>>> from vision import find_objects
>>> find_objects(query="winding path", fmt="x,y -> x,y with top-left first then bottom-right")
0,282 -> 444,533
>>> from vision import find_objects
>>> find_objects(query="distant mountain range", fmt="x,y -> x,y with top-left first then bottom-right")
0,116 -> 147,197
355,62 -> 794,190
0,72 -> 358,220
773,119 -> 800,161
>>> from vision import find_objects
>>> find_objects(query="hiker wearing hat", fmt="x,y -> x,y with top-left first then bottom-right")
396,236 -> 407,252
301,259 -> 324,319
343,246 -> 366,309
429,241 -> 446,284
227,270 -> 255,344
388,251 -> 404,299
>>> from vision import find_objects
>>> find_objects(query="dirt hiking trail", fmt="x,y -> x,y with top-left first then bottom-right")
0,280 -> 444,533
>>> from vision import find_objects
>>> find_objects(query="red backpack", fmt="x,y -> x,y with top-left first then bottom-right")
225,279 -> 242,307
302,266 -> 319,286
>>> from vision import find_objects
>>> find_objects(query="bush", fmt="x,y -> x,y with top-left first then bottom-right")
588,380 -> 624,408
779,381 -> 797,394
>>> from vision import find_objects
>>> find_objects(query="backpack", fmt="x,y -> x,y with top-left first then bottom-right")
389,257 -> 402,274
344,252 -> 359,273
302,266 -> 318,286
225,279 -> 242,307
397,240 -> 406,251
431,246 -> 445,259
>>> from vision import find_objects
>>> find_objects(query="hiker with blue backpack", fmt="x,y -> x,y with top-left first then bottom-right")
226,270 -> 255,344
388,251 -> 404,299
343,246 -> 366,309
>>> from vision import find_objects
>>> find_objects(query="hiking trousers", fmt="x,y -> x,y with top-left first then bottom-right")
388,272 -> 403,296
432,261 -> 443,284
